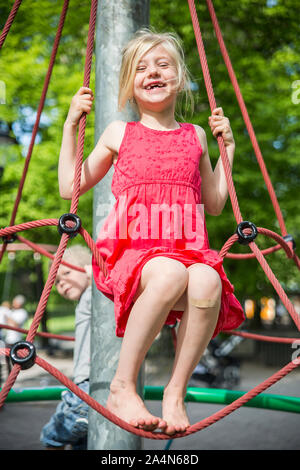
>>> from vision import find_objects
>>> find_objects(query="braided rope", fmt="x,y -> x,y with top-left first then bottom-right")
0,0 -> 70,264
0,323 -> 74,341
187,0 -> 243,225
0,0 -> 23,49
0,347 -> 298,440
0,0 -> 98,407
69,0 -> 98,215
0,0 -> 299,441
205,0 -> 288,238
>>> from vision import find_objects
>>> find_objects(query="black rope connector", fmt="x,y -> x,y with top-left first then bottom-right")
58,213 -> 81,238
10,341 -> 36,370
236,221 -> 258,245
283,234 -> 296,250
1,233 -> 17,244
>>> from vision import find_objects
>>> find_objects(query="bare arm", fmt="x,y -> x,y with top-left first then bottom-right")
58,87 -> 125,199
195,107 -> 235,216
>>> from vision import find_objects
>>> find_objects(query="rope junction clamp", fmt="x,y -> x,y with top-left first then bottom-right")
10,341 -> 36,370
283,234 -> 296,250
1,233 -> 17,244
57,213 -> 81,238
236,221 -> 258,245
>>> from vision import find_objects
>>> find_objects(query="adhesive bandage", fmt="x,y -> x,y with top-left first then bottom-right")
190,298 -> 218,308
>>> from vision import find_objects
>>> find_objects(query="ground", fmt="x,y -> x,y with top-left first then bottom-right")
1,333 -> 300,451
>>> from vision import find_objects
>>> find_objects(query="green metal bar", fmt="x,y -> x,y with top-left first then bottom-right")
144,386 -> 300,414
3,386 -> 67,402
2,385 -> 300,414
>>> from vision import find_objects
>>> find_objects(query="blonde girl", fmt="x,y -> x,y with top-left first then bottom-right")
58,29 -> 244,435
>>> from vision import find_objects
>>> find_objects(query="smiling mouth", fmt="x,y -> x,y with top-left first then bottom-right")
144,82 -> 166,90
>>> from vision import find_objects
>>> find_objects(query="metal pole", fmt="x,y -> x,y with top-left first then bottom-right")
88,0 -> 150,450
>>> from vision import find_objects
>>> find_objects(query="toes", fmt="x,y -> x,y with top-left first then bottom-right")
164,422 -> 189,435
165,425 -> 176,436
174,424 -> 188,433
158,419 -> 168,430
134,416 -> 161,431
129,419 -> 140,428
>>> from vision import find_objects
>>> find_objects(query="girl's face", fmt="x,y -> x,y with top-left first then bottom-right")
133,44 -> 179,113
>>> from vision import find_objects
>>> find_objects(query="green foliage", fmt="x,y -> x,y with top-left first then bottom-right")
0,0 -> 299,320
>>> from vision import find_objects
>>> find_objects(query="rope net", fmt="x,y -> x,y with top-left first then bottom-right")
0,0 -> 299,440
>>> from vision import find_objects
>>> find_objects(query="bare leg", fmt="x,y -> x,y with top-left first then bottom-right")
162,264 -> 222,435
107,257 -> 188,431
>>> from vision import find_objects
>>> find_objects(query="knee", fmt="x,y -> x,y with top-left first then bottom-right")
187,264 -> 222,307
149,261 -> 189,303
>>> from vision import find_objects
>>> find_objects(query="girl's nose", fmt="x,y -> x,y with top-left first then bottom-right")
57,278 -> 65,289
148,65 -> 160,77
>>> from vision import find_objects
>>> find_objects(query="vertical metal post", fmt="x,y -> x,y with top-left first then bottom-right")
88,0 -> 150,450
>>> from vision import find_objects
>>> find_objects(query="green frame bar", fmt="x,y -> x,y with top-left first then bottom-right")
2,385 -> 300,414
144,386 -> 300,414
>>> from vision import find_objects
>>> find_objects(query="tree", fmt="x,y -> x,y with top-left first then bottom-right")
0,0 -> 299,318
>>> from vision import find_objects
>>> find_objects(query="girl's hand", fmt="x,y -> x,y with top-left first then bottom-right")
208,107 -> 235,148
65,87 -> 94,126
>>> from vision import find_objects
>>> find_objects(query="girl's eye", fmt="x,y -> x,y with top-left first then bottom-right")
159,63 -> 168,67
136,66 -> 146,72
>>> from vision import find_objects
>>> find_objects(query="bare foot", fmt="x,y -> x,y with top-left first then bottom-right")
107,380 -> 166,432
162,388 -> 190,435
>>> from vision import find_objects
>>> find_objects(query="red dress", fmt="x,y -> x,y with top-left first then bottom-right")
92,121 -> 245,337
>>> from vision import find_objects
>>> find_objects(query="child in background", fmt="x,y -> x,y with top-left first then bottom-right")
58,29 -> 244,435
40,245 -> 92,450
5,295 -> 28,374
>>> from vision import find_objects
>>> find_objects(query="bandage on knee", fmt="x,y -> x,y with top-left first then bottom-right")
190,297 -> 218,308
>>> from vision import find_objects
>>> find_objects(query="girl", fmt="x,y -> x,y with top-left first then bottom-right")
58,29 -> 244,435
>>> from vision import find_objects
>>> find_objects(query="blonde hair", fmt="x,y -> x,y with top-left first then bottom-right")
62,245 -> 92,268
49,245 -> 92,271
118,28 -> 194,116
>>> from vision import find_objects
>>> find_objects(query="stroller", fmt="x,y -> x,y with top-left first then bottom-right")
190,334 -> 244,389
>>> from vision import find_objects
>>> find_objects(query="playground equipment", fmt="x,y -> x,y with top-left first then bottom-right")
0,0 -> 299,444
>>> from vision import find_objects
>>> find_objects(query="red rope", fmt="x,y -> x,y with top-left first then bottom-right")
218,232 -> 300,331
222,227 -> 294,260
205,0 -> 288,239
69,0 -> 98,215
0,347 -> 298,440
249,242 -> 300,331
0,0 -> 299,441
0,220 -> 106,275
0,0 -> 70,264
226,330 -> 300,344
16,234 -> 86,273
0,0 -> 99,408
0,324 -> 74,341
0,0 -> 23,49
187,0 -> 243,225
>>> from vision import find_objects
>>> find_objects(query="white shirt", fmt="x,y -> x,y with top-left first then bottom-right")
5,308 -> 28,344
0,305 -> 10,340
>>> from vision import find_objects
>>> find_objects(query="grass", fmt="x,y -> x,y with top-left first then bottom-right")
24,312 -> 75,336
